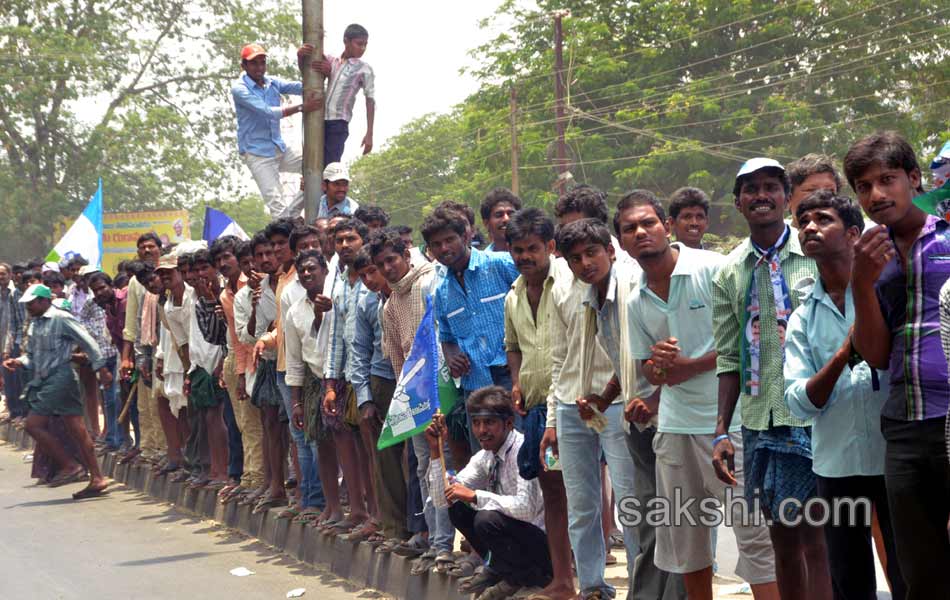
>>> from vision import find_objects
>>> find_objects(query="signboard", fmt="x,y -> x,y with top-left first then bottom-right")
54,210 -> 191,275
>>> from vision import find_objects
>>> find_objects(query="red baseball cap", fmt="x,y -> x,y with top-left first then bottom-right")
241,44 -> 267,61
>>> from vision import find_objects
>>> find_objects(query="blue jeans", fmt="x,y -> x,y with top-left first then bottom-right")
557,402 -> 639,597
277,371 -> 324,510
411,433 -> 454,552
406,440 -> 427,534
102,357 -> 122,449
222,394 -> 244,480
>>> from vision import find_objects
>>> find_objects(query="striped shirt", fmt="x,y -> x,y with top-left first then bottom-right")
325,268 -> 370,381
712,230 -> 817,431
325,56 -> 375,123
878,215 -> 950,421
434,248 -> 519,391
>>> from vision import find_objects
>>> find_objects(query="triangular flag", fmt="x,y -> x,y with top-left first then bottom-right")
203,206 -> 249,242
377,296 -> 460,450
47,179 -> 104,269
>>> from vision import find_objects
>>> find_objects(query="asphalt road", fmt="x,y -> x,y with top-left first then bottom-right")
0,444 -> 376,600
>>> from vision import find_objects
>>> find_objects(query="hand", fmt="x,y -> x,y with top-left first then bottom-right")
302,93 -> 321,114
214,304 -> 225,320
297,43 -> 314,59
445,483 -> 476,505
97,367 -> 113,388
2,358 -> 21,372
323,388 -> 338,416
238,374 -> 248,401
624,396 -> 655,424
649,337 -> 681,371
212,361 -> 224,385
121,358 -> 134,381
193,276 -> 211,299
312,59 -> 331,76
447,353 -> 470,378
361,132 -> 373,155
251,287 -> 263,308
424,413 -> 447,455
253,339 -> 266,370
576,393 -> 607,421
292,402 -> 305,431
712,437 -> 737,486
71,351 -> 88,364
140,367 -> 152,386
247,271 -> 263,291
311,294 -> 332,313
511,383 -> 527,416
539,427 -> 558,471
183,377 -> 192,398
360,402 -> 381,427
155,358 -> 164,381
852,225 -> 895,288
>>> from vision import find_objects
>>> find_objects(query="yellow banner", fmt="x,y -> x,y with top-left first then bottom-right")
101,210 -> 190,274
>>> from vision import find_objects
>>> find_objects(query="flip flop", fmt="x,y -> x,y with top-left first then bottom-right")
434,550 -> 455,573
448,553 -> 482,578
72,482 -> 111,500
252,495 -> 287,515
277,506 -> 301,520
292,508 -> 321,524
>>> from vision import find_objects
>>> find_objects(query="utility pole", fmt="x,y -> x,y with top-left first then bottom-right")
509,85 -> 519,196
553,9 -> 570,196
302,0 -> 325,223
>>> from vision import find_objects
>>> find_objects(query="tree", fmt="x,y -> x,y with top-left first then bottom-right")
0,0 -> 301,259
351,0 -> 950,236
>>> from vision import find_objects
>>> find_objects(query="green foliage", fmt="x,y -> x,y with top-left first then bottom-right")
351,0 -> 950,238
0,0 -> 301,259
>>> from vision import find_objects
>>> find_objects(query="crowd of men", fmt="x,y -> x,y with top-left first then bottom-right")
1,129 -> 949,600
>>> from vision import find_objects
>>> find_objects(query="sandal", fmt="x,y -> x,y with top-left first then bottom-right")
292,508 -> 321,524
410,550 -> 437,576
609,530 -> 625,549
449,552 -> 483,578
277,505 -> 300,520
252,495 -> 287,514
72,481 -> 110,500
434,550 -> 455,573
392,533 -> 429,558
458,566 -> 501,595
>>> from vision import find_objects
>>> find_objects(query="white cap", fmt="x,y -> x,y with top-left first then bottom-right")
19,283 -> 52,303
77,265 -> 100,277
42,261 -> 60,273
736,157 -> 785,180
323,162 -> 350,182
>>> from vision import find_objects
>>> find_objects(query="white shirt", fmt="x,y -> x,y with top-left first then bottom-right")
427,429 -> 544,529
284,294 -> 332,386
156,285 -> 193,376
188,288 -> 225,375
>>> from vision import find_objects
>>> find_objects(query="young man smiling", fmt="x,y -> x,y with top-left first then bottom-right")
621,193 -> 778,600
845,132 -> 950,599
784,190 -> 905,600
666,187 -> 711,250
425,387 -> 551,600
480,188 -> 522,253
710,158 -> 829,599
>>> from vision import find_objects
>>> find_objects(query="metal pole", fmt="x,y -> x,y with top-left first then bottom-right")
302,0 -> 325,223
509,85 -> 520,196
553,13 -> 569,196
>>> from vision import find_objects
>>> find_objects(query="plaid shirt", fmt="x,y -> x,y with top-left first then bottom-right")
325,268 -> 370,381
712,231 -> 817,431
434,248 -> 519,391
6,287 -> 27,355
80,300 -> 118,360
879,215 -> 950,421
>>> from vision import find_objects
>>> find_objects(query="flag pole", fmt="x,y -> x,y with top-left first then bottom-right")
436,408 -> 451,493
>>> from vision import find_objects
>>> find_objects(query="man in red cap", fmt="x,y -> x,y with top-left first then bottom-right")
232,43 -> 320,220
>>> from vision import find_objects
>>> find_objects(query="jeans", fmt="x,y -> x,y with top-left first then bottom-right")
324,119 -> 349,166
881,416 -> 950,600
411,433 -> 454,552
222,394 -> 244,481
406,440 -> 427,534
816,474 -> 905,600
242,148 -> 304,219
557,402 -> 639,597
102,357 -> 122,449
277,371 -> 324,510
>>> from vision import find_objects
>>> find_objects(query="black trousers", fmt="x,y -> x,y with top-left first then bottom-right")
815,474 -> 905,600
881,416 -> 950,600
448,503 -> 553,587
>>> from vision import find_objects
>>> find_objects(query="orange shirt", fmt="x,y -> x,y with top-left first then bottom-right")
219,274 -> 252,375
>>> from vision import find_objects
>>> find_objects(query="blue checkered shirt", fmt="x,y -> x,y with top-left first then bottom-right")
434,248 -> 519,390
